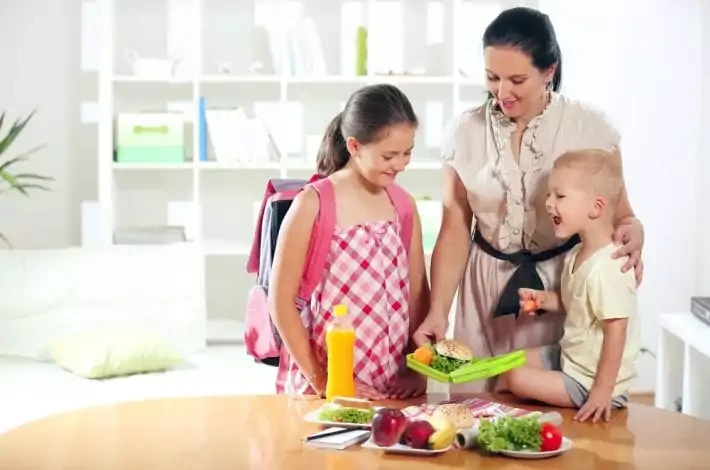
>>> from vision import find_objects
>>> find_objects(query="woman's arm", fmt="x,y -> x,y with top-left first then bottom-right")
429,164 -> 475,320
406,199 -> 430,347
611,147 -> 638,224
609,147 -> 645,283
268,188 -> 326,394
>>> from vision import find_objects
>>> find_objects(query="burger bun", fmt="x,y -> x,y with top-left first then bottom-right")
434,339 -> 474,361
433,403 -> 475,429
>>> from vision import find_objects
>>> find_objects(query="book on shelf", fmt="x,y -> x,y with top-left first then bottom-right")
285,17 -> 326,77
199,102 -> 282,165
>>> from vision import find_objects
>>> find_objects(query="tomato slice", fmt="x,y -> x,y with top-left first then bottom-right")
540,422 -> 562,452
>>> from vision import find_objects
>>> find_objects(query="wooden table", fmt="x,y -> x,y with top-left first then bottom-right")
1,393 -> 709,469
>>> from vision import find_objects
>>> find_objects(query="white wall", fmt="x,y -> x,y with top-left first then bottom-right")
0,0 -> 81,248
697,1 -> 710,293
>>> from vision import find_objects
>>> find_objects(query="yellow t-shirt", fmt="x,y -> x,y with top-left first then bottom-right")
559,242 -> 640,397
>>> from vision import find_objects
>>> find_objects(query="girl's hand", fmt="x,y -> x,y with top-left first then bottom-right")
612,217 -> 644,286
386,370 -> 427,400
307,368 -> 328,398
355,381 -> 387,401
518,288 -> 547,315
412,312 -> 449,347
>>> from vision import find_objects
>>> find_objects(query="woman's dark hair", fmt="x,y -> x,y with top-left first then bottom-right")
482,6 -> 562,92
316,84 -> 418,176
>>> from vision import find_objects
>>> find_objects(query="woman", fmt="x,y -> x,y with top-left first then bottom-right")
413,6 -> 645,393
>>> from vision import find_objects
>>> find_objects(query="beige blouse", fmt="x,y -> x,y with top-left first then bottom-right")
442,91 -> 621,254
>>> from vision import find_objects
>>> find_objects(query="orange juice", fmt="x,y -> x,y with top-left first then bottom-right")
325,304 -> 356,400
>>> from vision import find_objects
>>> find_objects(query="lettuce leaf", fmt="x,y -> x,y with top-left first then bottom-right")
476,416 -> 542,453
318,406 -> 375,424
429,352 -> 468,373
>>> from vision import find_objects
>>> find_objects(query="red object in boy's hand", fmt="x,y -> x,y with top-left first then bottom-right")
540,422 -> 562,452
522,299 -> 538,313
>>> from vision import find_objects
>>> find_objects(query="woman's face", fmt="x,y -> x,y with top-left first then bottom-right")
484,45 -> 554,120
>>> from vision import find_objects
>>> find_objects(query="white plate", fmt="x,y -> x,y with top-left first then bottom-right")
361,436 -> 452,455
499,437 -> 573,459
303,405 -> 382,429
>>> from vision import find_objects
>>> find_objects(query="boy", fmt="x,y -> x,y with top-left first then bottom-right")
499,148 -> 640,423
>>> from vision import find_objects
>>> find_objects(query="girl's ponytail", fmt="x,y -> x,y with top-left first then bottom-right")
316,112 -> 349,176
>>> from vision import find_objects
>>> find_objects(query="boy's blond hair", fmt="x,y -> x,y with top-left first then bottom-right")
553,148 -> 624,208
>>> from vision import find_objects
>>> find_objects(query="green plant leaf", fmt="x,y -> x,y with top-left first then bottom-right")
0,144 -> 46,171
0,156 -> 25,172
13,173 -> 54,182
0,109 -> 36,157
0,170 -> 25,195
0,231 -> 10,249
0,109 -> 51,246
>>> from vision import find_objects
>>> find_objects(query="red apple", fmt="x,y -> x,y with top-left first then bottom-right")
371,408 -> 408,447
403,420 -> 436,449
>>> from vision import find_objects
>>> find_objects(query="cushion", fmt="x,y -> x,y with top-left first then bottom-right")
49,330 -> 182,379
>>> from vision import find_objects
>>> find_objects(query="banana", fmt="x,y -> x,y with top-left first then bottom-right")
425,415 -> 456,450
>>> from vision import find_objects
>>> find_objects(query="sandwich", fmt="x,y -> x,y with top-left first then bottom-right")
318,397 -> 376,424
429,339 -> 474,373
433,403 -> 475,429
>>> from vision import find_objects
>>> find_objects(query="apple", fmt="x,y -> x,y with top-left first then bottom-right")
371,408 -> 408,447
403,420 -> 436,449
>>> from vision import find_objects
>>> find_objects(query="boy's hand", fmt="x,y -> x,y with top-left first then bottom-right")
575,385 -> 613,422
518,288 -> 547,315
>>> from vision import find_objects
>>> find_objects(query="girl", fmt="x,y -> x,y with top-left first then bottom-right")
269,84 -> 430,400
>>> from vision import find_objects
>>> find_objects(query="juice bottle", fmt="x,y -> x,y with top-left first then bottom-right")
325,304 -> 356,400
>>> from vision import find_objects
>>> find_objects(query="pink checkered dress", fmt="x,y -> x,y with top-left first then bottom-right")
275,219 -> 410,395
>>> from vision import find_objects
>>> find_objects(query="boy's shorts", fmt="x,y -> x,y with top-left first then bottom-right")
539,344 -> 628,409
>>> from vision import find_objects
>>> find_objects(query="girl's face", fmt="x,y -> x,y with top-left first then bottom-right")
484,45 -> 554,120
346,123 -> 415,187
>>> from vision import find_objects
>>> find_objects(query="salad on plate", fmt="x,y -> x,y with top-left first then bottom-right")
316,397 -> 377,425
474,415 -> 568,457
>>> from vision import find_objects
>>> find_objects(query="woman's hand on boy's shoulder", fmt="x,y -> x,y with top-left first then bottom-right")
611,217 -> 644,286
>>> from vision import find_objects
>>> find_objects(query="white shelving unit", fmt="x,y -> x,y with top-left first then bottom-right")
655,313 -> 710,419
96,0 -> 531,343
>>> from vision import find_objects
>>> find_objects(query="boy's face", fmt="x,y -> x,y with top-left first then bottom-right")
545,166 -> 598,239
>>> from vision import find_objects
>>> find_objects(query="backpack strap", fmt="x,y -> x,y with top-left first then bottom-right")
247,178 -> 313,274
246,180 -> 278,274
385,183 -> 414,258
297,177 -> 336,300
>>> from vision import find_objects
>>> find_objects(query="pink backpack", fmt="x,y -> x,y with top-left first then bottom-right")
244,174 -> 414,366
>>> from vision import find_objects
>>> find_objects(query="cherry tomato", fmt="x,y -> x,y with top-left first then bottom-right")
540,422 -> 562,452
522,299 -> 538,313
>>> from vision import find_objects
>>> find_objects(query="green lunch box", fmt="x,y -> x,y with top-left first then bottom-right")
406,349 -> 527,384
115,112 -> 185,163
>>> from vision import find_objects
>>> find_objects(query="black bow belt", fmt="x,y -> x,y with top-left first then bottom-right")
472,229 -> 580,318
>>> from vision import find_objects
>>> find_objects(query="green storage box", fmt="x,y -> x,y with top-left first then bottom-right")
115,113 -> 185,163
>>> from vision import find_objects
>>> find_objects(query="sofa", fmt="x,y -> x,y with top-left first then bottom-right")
0,244 -> 276,434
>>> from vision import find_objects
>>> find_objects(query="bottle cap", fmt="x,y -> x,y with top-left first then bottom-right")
333,304 -> 348,317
